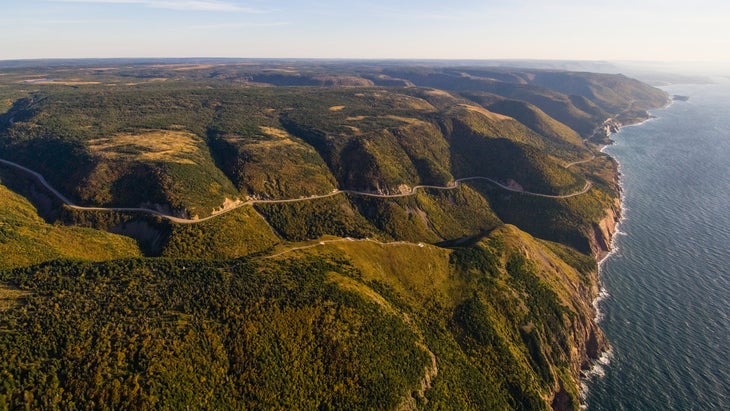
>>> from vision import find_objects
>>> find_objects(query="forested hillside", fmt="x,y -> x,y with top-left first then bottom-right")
0,60 -> 667,410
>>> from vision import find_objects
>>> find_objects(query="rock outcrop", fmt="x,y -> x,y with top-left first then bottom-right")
590,199 -> 621,260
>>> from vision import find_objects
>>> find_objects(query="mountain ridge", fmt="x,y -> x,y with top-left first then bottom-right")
0,61 -> 668,410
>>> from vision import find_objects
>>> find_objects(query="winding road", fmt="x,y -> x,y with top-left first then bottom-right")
0,157 -> 592,225
564,153 -> 596,169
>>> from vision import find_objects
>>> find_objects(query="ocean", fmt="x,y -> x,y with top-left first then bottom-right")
584,81 -> 730,410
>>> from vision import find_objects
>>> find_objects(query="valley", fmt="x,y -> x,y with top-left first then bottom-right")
0,60 -> 668,410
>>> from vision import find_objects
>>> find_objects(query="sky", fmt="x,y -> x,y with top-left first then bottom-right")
1,0 -> 729,62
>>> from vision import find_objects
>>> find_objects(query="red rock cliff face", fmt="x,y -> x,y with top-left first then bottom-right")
552,180 -> 621,410
550,256 -> 609,411
553,194 -> 621,410
590,199 -> 621,261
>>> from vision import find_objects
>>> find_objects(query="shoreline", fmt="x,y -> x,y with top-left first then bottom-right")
579,99 -> 672,407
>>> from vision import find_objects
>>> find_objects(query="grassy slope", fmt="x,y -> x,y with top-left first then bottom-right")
460,92 -> 586,157
279,89 -> 443,192
381,67 -> 667,137
0,222 -> 601,410
246,222 -> 602,409
526,70 -> 669,113
1,81 -> 598,212
0,63 -> 670,410
254,194 -> 384,242
213,128 -> 338,199
161,206 -> 281,259
205,89 -> 341,199
352,186 -> 502,244
0,175 -> 141,270
473,178 -> 617,254
445,116 -> 587,196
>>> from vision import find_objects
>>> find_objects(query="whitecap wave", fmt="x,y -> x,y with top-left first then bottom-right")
584,349 -> 614,380
579,348 -> 615,407
583,141 -> 623,409
592,287 -> 610,323
598,243 -> 619,267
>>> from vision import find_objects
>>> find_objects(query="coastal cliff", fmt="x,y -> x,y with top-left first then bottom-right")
569,98 -> 671,408
0,61 -> 670,410
590,199 -> 622,261
549,202 -> 617,410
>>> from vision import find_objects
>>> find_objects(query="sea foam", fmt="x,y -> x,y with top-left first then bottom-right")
580,349 -> 615,409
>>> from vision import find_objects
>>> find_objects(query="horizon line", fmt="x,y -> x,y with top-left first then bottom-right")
2,56 -> 726,64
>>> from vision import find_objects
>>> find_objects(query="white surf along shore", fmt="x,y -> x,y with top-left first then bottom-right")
580,101 -> 670,405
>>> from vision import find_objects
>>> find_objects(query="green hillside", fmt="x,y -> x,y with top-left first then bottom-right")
460,92 -> 585,156
0,61 -> 668,410
0,169 -> 141,270
380,66 -> 666,137
1,84 -> 591,214
160,205 -> 280,260
0,223 -> 603,410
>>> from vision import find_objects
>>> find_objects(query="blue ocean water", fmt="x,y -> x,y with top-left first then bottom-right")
584,82 -> 730,410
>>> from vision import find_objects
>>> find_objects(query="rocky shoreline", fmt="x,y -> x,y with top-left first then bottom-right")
573,100 -> 670,409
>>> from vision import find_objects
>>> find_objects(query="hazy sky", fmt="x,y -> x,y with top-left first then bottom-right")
2,0 -> 729,61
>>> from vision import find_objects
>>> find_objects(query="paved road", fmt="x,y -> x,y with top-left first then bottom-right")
564,153 -> 596,169
0,157 -> 592,224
